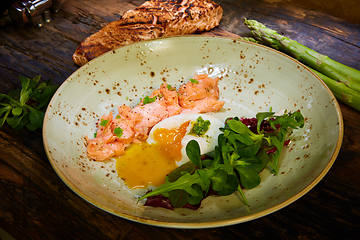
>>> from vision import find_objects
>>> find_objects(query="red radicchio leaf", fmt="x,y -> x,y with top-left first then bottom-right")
144,194 -> 202,210
144,195 -> 173,210
266,147 -> 277,154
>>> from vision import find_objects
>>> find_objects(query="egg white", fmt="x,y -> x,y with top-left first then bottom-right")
121,114 -> 223,198
147,113 -> 224,166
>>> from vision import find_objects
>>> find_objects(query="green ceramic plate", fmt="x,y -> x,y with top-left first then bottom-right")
43,36 -> 343,228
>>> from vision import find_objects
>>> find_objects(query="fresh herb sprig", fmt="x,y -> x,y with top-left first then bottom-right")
142,96 -> 157,105
0,75 -> 58,131
142,94 -> 164,105
189,116 -> 210,136
140,111 -> 304,207
189,78 -> 199,84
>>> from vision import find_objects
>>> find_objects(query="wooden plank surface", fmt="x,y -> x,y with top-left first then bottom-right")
0,0 -> 360,239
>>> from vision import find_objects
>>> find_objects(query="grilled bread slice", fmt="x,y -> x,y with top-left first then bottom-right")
73,0 -> 223,66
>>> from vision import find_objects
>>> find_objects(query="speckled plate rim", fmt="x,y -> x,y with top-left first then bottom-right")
43,35 -> 344,229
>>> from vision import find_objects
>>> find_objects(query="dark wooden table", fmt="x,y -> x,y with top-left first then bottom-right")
1,0 -> 359,239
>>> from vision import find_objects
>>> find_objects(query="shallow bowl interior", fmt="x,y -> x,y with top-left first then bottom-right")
43,36 -> 343,228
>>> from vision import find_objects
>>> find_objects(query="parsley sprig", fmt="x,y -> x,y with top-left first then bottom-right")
189,116 -> 210,136
114,127 -> 123,138
100,119 -> 109,127
142,94 -> 163,105
189,78 -> 199,84
0,75 -> 58,131
142,96 -> 157,105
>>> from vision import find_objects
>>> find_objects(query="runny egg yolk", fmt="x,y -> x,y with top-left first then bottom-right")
116,121 -> 190,189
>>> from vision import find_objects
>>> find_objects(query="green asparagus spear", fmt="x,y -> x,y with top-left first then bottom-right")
240,36 -> 360,111
310,69 -> 360,111
241,37 -> 258,43
243,19 -> 360,92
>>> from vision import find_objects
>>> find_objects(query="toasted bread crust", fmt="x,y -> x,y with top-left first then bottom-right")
73,0 -> 222,66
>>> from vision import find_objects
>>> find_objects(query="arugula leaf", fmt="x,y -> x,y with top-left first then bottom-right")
266,111 -> 304,174
227,119 -> 252,135
166,161 -> 198,207
270,111 -> 304,130
167,161 -> 196,182
256,111 -> 274,133
267,135 -> 283,174
227,119 -> 263,142
292,111 -> 305,128
139,172 -> 204,201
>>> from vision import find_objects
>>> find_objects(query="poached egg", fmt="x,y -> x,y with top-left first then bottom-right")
115,113 -> 223,191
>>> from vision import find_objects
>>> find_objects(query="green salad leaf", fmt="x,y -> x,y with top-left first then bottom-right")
186,139 -> 202,168
0,75 -> 58,131
140,110 -> 304,207
256,111 -> 275,133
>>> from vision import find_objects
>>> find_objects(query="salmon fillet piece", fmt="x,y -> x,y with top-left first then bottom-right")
73,0 -> 223,66
86,112 -> 135,161
86,74 -> 223,161
132,100 -> 169,141
179,74 -> 224,112
159,83 -> 183,116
